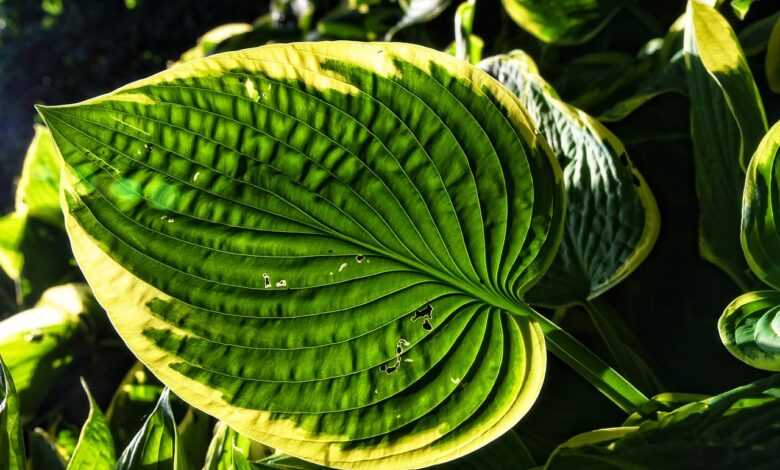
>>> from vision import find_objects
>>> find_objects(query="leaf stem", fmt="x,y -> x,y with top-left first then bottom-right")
507,303 -> 649,414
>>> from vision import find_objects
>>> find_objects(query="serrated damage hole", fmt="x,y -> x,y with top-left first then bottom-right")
411,304 -> 433,331
620,153 -> 629,167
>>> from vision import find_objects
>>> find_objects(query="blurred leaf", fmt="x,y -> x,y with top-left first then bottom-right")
0,356 -> 25,469
453,0 -> 476,62
729,0 -> 757,19
179,23 -> 253,62
178,407 -> 211,470
599,51 -> 687,122
210,15 -> 300,54
543,374 -> 780,469
315,4 -> 401,40
501,0 -> 626,45
15,125 -> 62,228
67,379 -> 115,470
386,0 -> 452,39
116,388 -> 181,470
766,16 -> 780,93
26,428 -> 65,470
739,11 -> 780,56
0,284 -> 100,417
431,430 -> 535,469
106,362 -> 163,452
0,123 -> 73,306
683,0 -> 767,289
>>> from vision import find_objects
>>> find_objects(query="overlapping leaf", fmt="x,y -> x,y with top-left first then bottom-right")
0,284 -> 100,416
720,120 -> 780,371
40,42 -> 565,468
479,50 -> 659,307
500,0 -> 625,45
684,0 -> 767,289
0,357 -> 25,470
116,388 -> 181,470
67,379 -> 116,470
543,374 -> 780,469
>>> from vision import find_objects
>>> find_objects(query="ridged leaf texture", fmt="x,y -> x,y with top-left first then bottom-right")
479,50 -> 659,306
39,42 -> 564,468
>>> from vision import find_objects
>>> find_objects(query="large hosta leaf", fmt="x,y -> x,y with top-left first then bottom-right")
39,42 -> 565,468
480,50 -> 659,306
501,0 -> 625,45
684,0 -> 767,289
543,374 -> 780,469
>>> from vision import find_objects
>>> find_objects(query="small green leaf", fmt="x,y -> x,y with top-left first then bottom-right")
178,407 -> 212,470
543,374 -> 780,469
0,356 -> 25,470
15,125 -> 63,228
766,16 -> 780,94
106,362 -> 163,452
501,0 -> 625,45
0,284 -> 100,416
67,379 -> 116,470
683,0 -> 767,289
204,421 -> 269,470
598,51 -> 687,122
26,428 -> 66,470
315,5 -> 401,41
718,291 -> 780,371
729,0 -> 756,20
179,23 -> 253,63
116,388 -> 182,470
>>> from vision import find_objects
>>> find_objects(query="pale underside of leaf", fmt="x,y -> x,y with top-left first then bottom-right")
42,42 -> 564,468
479,50 -> 660,307
719,291 -> 780,372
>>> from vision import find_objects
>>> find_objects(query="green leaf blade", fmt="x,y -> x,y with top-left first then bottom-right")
684,0 -> 768,289
116,388 -> 181,470
41,42 -> 564,468
67,379 -> 116,470
0,357 -> 25,470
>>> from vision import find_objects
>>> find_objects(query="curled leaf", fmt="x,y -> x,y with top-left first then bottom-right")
719,291 -> 780,371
